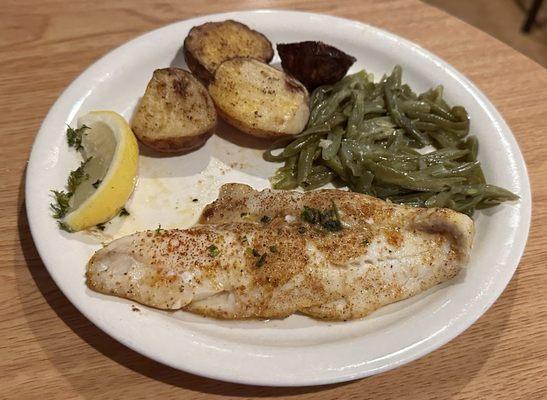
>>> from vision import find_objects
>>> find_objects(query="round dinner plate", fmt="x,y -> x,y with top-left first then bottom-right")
26,10 -> 531,386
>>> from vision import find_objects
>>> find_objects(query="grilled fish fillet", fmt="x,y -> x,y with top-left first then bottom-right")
86,184 -> 474,320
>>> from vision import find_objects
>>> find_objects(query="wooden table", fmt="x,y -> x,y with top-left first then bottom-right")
2,0 -> 546,398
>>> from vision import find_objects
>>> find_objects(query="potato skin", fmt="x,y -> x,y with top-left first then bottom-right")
183,46 -> 214,86
183,20 -> 273,83
208,57 -> 310,139
137,130 -> 213,153
277,41 -> 356,91
131,68 -> 216,153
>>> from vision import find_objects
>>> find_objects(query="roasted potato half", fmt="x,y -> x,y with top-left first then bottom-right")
131,68 -> 217,153
208,58 -> 310,139
183,20 -> 274,83
277,41 -> 356,91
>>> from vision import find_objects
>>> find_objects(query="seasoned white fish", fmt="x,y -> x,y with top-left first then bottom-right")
86,184 -> 474,320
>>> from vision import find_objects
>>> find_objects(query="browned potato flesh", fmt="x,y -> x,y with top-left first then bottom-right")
208,58 -> 310,139
183,20 -> 273,83
277,41 -> 356,90
131,68 -> 217,153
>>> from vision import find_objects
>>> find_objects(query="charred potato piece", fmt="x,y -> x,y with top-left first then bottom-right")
183,20 -> 274,83
277,41 -> 356,91
132,68 -> 217,153
208,58 -> 310,139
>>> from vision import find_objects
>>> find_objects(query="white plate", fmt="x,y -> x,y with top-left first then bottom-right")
25,10 -> 531,386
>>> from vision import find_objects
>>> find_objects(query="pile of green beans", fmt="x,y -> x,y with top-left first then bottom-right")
264,66 -> 518,216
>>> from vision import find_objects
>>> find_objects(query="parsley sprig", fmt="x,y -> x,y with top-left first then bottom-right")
50,190 -> 71,219
67,158 -> 91,193
208,245 -> 220,257
49,158 -> 91,223
300,201 -> 343,232
50,125 -> 94,226
66,124 -> 89,150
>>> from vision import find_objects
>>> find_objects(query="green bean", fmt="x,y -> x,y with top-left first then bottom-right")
458,136 -> 486,183
372,183 -> 413,198
309,89 -> 351,126
424,191 -> 453,208
461,135 -> 478,161
419,148 -> 469,163
349,171 -> 374,193
388,65 -> 403,88
388,192 -> 431,206
452,106 -> 469,123
422,99 -> 457,121
303,166 -> 336,190
322,156 -> 349,181
321,128 -> 343,160
264,66 -> 518,217
272,175 -> 299,190
270,156 -> 298,189
400,84 -> 418,100
310,86 -> 330,110
347,91 -> 366,137
263,134 -> 317,161
384,85 -> 430,146
400,100 -> 431,114
263,147 -> 289,162
340,142 -> 364,177
362,104 -> 385,115
419,85 -> 451,111
429,161 -> 480,177
428,129 -> 461,148
407,111 -> 470,134
414,121 -> 439,131
342,103 -> 353,118
455,184 -> 518,201
297,141 -> 318,184
365,161 -> 466,191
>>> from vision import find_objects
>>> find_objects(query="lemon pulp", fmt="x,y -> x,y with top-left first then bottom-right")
63,111 -> 138,231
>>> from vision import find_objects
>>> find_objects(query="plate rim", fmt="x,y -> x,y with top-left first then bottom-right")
25,9 -> 532,386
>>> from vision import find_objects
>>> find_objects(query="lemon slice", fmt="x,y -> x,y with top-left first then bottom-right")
63,111 -> 139,231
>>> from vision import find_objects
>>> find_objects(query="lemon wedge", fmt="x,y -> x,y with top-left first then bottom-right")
62,111 -> 138,231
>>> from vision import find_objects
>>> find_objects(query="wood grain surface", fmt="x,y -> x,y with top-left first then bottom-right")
1,0 -> 546,399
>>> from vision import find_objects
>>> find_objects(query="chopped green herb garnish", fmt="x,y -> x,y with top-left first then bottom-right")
208,244 -> 219,257
260,215 -> 271,223
50,157 -> 92,227
250,247 -> 268,266
242,236 -> 248,244
298,226 -> 306,234
301,206 -> 320,224
300,201 -> 343,232
322,218 -> 342,232
92,179 -> 102,189
50,190 -> 71,219
96,223 -> 106,231
155,224 -> 162,234
362,239 -> 370,246
58,221 -> 72,232
66,124 -> 89,150
67,158 -> 91,193
119,207 -> 130,217
256,254 -> 266,267
269,245 -> 278,253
